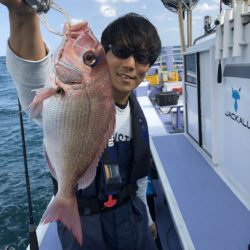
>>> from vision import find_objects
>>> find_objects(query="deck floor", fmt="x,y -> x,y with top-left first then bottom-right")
151,134 -> 250,250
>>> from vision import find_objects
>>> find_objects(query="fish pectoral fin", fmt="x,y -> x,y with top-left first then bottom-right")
28,87 -> 59,118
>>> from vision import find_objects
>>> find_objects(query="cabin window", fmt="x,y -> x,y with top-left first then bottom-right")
185,54 -> 197,84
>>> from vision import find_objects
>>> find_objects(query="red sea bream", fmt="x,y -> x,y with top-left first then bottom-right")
30,21 -> 115,245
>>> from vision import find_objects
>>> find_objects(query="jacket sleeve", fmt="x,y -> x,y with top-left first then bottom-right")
6,41 -> 52,125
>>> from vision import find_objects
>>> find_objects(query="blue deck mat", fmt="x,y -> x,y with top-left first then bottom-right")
151,134 -> 250,250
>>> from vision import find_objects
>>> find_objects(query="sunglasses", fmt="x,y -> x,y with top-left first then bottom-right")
107,44 -> 153,65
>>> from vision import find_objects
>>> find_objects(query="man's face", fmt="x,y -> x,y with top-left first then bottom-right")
106,49 -> 150,101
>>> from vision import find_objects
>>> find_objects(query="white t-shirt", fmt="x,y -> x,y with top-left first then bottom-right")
113,102 -> 153,226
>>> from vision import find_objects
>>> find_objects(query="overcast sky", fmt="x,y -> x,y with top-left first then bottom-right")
0,0 -> 220,55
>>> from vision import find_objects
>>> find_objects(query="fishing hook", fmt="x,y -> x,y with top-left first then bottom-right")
40,1 -> 71,36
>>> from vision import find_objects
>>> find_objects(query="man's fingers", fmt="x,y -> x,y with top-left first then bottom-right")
149,222 -> 158,239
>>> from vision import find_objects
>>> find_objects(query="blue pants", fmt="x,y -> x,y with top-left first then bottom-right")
57,197 -> 157,250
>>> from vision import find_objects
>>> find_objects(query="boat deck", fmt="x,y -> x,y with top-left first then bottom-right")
38,222 -> 61,250
150,134 -> 250,250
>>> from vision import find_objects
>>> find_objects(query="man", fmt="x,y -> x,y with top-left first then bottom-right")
1,1 -> 161,249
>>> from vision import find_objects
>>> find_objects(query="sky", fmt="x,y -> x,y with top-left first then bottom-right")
0,0 -> 220,56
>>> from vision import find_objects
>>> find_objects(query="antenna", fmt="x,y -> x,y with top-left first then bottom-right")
160,0 -> 199,51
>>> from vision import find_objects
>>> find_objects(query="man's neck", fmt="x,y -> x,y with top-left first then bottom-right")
112,90 -> 130,105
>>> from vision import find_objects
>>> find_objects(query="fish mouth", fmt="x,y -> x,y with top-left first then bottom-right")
54,59 -> 83,84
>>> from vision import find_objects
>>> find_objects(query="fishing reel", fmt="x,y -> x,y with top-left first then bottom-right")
24,0 -> 53,14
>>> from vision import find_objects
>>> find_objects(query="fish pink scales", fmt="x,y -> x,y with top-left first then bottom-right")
30,21 -> 115,245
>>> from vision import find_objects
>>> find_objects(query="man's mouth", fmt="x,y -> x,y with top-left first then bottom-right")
118,73 -> 136,80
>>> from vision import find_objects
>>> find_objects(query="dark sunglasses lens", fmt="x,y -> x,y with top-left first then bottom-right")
135,53 -> 151,65
110,45 -> 152,65
112,47 -> 131,59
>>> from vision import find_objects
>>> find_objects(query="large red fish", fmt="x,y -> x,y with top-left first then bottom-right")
30,21 -> 115,245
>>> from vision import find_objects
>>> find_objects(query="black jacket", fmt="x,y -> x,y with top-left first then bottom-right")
129,93 -> 151,182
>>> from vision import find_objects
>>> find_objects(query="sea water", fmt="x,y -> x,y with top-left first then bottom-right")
0,56 -> 53,250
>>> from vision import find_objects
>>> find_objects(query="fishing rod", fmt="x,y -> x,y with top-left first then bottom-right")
18,99 -> 39,250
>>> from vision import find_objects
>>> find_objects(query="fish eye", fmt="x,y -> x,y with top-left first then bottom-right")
83,50 -> 97,66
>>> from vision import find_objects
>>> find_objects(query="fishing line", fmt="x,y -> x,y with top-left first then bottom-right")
18,99 -> 39,250
40,1 -> 71,36
24,0 -> 71,36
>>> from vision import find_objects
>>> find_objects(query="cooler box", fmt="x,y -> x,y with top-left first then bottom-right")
155,91 -> 179,106
172,87 -> 183,95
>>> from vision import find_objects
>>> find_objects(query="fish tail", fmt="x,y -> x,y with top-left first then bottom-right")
41,194 -> 83,246
28,87 -> 59,118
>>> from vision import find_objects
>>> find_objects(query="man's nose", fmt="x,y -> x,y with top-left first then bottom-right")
122,55 -> 136,70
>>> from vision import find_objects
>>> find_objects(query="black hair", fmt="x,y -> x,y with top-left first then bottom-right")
101,13 -> 161,66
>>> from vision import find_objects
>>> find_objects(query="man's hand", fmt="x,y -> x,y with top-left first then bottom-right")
0,0 -> 34,15
149,222 -> 158,240
0,0 -> 46,60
